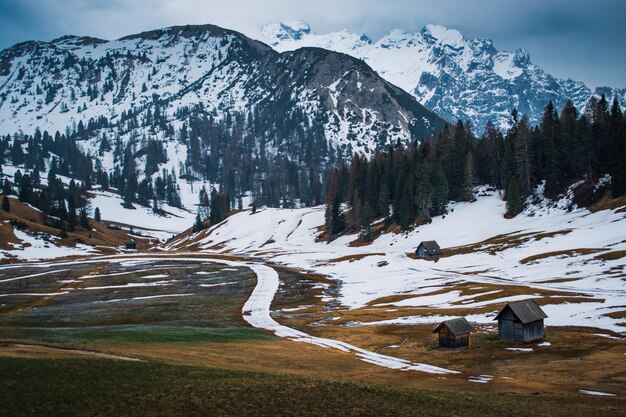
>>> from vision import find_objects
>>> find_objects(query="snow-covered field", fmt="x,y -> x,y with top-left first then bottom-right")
170,187 -> 626,333
89,190 -> 195,240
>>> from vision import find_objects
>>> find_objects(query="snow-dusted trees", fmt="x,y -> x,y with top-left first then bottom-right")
476,96 -> 625,216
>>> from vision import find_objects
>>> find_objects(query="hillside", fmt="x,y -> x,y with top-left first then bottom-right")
170,185 -> 626,333
0,193 -> 152,262
0,24 -> 445,149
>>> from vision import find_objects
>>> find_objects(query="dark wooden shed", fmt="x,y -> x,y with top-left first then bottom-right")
416,241 -> 442,258
433,317 -> 473,350
125,240 -> 137,250
495,299 -> 547,342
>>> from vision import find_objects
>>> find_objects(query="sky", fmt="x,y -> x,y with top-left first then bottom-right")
0,0 -> 624,88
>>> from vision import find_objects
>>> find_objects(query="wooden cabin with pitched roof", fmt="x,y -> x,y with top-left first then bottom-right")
495,299 -> 547,342
416,241 -> 442,258
433,317 -> 473,350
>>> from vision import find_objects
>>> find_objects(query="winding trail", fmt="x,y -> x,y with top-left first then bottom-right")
241,262 -> 458,375
0,254 -> 457,374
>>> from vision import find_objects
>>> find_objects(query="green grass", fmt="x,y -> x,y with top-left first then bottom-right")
0,357 -> 624,417
0,324 -> 269,344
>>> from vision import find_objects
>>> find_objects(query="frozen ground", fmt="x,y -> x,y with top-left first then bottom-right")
170,187 -> 626,333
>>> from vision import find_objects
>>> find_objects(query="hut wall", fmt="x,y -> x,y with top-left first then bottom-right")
499,317 -> 544,341
497,307 -> 517,341
438,328 -> 469,350
523,319 -> 544,342
417,245 -> 428,257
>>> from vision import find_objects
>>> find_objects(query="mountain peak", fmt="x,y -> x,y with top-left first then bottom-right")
50,35 -> 107,48
513,47 -> 531,67
261,21 -> 313,44
421,24 -> 465,48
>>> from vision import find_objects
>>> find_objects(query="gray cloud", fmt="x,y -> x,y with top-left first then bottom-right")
0,0 -> 624,88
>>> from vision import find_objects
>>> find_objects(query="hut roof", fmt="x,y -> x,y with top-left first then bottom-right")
419,241 -> 441,254
433,317 -> 473,336
494,299 -> 547,324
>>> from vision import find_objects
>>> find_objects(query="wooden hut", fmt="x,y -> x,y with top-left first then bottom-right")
416,241 -> 442,258
125,240 -> 137,250
495,299 -> 547,342
433,317 -> 473,350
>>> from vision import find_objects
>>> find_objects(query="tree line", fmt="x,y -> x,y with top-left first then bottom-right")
325,95 -> 625,241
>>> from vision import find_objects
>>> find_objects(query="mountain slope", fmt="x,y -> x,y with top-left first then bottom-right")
0,24 -> 446,152
259,22 -> 626,133
169,186 -> 626,332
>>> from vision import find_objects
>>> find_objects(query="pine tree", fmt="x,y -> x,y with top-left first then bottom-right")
59,221 -> 68,238
608,97 -> 625,196
462,152 -> 475,202
193,213 -> 205,233
506,177 -> 522,217
377,177 -> 390,218
540,102 -> 561,198
1,179 -> 11,196
325,193 -> 345,240
79,207 -> 90,229
560,100 -> 580,178
2,196 -> 9,212
515,116 -> 533,194
11,138 -> 24,165
18,174 -> 33,203
67,196 -> 77,232
360,201 -> 374,241
414,164 -> 434,221
94,207 -> 101,222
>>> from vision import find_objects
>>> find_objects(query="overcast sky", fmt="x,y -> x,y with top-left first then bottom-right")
1,0 -> 624,88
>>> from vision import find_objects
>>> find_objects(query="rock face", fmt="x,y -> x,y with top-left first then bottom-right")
259,21 -> 626,133
0,24 -> 445,153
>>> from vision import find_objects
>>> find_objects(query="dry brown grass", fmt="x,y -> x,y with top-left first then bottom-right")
325,253 -> 384,263
520,248 -> 606,265
271,316 -> 626,397
444,230 -> 575,258
589,193 -> 626,213
596,250 -> 626,261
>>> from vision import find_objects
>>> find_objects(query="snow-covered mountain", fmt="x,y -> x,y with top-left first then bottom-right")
259,22 -> 626,133
0,24 -> 444,150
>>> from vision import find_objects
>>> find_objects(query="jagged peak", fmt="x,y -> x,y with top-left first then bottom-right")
261,21 -> 313,42
421,24 -> 465,48
377,28 -> 421,48
513,47 -> 531,66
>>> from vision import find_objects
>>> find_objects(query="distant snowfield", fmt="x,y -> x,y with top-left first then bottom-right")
170,187 -> 626,333
90,190 -> 195,240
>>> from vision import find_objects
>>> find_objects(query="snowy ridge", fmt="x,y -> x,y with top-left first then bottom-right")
0,23 -> 444,147
258,22 -> 626,133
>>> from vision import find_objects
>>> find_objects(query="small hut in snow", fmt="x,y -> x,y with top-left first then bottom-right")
125,240 -> 137,250
495,299 -> 547,342
433,317 -> 473,350
416,241 -> 442,258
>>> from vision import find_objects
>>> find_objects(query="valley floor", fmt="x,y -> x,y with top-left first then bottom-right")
0,187 -> 625,414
